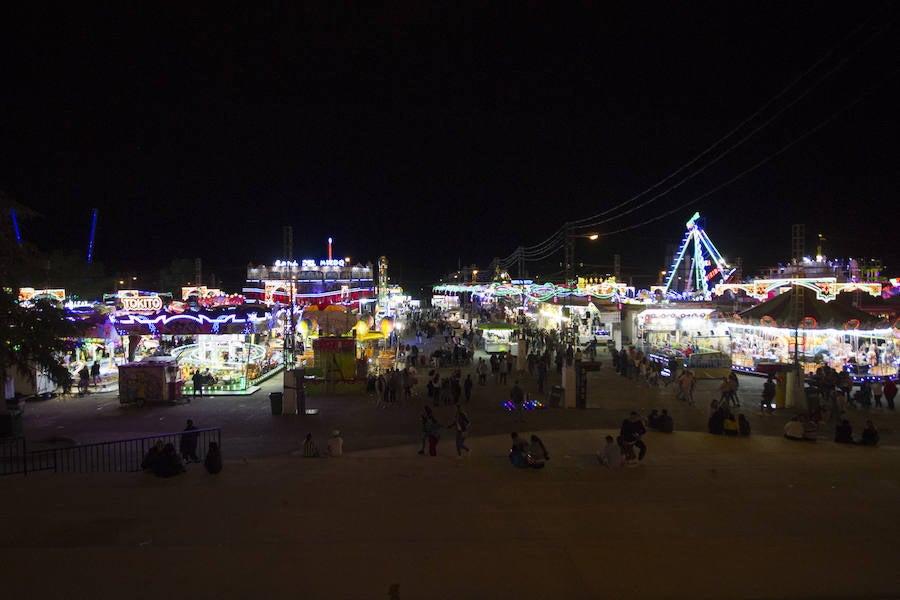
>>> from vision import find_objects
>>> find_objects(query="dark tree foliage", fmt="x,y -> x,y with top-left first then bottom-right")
0,290 -> 85,404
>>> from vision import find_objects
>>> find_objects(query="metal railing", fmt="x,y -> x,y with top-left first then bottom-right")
1,428 -> 221,476
0,436 -> 26,476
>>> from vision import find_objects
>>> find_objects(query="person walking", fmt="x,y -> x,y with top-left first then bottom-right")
425,409 -> 441,456
418,406 -> 435,455
448,404 -> 471,457
463,374 -> 473,403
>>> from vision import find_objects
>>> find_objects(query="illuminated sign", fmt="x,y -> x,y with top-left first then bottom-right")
121,295 -> 163,312
19,288 -> 66,302
319,259 -> 345,267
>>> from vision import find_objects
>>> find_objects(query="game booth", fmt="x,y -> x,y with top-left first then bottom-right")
634,307 -> 733,379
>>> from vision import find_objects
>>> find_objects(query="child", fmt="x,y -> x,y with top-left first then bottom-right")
599,435 -> 622,468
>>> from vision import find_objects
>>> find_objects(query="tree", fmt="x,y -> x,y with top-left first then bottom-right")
0,290 -> 85,413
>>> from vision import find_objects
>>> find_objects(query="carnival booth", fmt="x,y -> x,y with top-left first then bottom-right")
729,287 -> 896,382
477,322 -> 518,354
635,306 -> 732,379
118,357 -> 184,406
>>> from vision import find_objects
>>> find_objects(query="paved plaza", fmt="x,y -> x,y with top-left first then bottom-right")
4,343 -> 900,599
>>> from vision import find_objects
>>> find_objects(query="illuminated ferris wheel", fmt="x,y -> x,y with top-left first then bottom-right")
662,212 -> 736,300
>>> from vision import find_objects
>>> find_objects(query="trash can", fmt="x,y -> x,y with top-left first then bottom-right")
0,409 -> 23,437
269,392 -> 283,415
549,386 -> 563,408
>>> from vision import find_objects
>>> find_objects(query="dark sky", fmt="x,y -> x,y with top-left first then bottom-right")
1,2 -> 898,292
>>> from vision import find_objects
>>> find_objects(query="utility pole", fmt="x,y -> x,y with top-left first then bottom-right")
563,222 -> 574,286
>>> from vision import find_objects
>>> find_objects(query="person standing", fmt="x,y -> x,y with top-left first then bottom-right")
884,377 -> 897,410
180,419 -> 199,463
192,369 -> 203,398
762,376 -> 776,413
90,360 -> 101,387
872,378 -> 885,409
78,364 -> 90,395
463,374 -> 473,403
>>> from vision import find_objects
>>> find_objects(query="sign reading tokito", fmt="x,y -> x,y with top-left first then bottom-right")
121,295 -> 163,312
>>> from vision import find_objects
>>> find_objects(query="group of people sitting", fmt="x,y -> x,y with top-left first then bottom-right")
508,432 -> 549,468
834,419 -> 879,446
141,439 -> 221,477
301,430 -> 344,457
646,409 -> 674,433
709,405 -> 751,437
783,415 -> 820,442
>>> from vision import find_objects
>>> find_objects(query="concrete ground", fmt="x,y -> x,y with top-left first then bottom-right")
4,339 -> 900,599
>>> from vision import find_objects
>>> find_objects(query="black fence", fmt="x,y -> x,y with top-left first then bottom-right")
0,436 -> 26,476
0,428 -> 221,476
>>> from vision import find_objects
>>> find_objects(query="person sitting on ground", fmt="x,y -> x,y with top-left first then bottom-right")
646,409 -> 660,430
528,434 -> 550,469
835,419 -> 854,444
509,432 -> 530,468
303,433 -> 320,457
141,440 -> 165,472
598,434 -> 622,468
802,416 -> 818,442
708,408 -> 725,435
860,420 -> 879,446
658,409 -> 674,433
509,381 -> 524,409
327,429 -> 344,457
784,416 -> 805,441
722,411 -> 739,436
154,443 -> 185,477
204,441 -> 222,474
738,413 -> 751,436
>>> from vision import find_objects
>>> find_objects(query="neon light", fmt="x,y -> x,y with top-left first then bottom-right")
111,311 -> 270,328
685,211 -> 700,230
10,209 -> 21,246
87,208 -> 98,264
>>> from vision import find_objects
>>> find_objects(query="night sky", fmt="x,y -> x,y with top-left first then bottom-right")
1,2 -> 898,293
